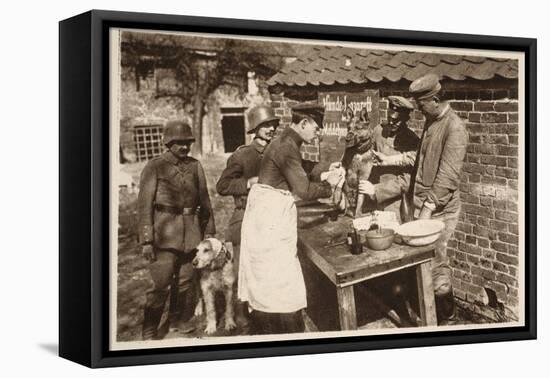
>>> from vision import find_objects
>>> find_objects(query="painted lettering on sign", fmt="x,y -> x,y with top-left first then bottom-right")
319,91 -> 379,136
316,91 -> 379,164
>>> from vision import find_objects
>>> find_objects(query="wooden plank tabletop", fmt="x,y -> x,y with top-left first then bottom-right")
298,216 -> 436,287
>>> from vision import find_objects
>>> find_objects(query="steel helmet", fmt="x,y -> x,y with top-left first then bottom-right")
246,105 -> 279,134
163,121 -> 195,145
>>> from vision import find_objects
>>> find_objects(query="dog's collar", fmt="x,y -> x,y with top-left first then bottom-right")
207,243 -> 232,270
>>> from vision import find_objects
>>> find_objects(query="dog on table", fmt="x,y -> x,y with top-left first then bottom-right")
192,238 -> 237,335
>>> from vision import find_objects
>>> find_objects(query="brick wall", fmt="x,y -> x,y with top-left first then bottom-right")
271,84 -> 520,320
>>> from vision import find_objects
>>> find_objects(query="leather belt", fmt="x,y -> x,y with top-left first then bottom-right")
154,204 -> 198,215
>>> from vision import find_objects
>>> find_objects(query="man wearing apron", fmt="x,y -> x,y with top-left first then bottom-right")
370,96 -> 420,216
238,103 -> 342,334
216,105 -> 279,326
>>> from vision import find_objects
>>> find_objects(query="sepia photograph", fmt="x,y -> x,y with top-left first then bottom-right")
108,26 -> 525,351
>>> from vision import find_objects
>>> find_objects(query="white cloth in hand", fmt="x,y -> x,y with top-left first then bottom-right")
358,179 -> 375,196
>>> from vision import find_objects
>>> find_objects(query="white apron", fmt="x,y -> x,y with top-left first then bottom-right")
238,184 -> 307,313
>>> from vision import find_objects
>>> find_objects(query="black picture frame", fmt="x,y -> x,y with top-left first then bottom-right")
59,9 -> 537,368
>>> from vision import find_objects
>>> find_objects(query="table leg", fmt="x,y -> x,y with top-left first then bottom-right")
416,261 -> 437,326
336,286 -> 357,330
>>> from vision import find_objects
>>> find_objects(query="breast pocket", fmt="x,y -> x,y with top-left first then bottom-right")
155,169 -> 183,207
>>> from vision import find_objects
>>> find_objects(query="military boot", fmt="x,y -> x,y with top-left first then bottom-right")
142,305 -> 164,340
168,288 -> 197,334
436,291 -> 457,324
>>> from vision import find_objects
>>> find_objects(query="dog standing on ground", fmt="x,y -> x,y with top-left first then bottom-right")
192,238 -> 237,335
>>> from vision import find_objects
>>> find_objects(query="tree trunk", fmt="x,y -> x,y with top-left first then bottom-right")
192,93 -> 204,157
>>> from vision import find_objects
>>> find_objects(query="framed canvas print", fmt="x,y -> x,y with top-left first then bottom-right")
59,9 -> 536,368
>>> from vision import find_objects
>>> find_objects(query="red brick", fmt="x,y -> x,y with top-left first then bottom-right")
499,232 -> 518,245
508,113 -> 519,123
480,155 -> 507,166
463,163 -> 486,175
477,144 -> 497,155
477,238 -> 490,248
492,261 -> 509,273
453,269 -> 472,282
496,145 -> 518,156
479,90 -> 493,100
481,176 -> 507,186
466,254 -> 479,265
469,174 -> 481,183
473,225 -> 491,239
453,260 -> 471,273
479,258 -> 492,269
474,102 -> 495,112
496,273 -> 518,287
495,167 -> 518,179
492,199 -> 506,210
461,193 -> 480,204
508,245 -> 519,256
463,203 -> 493,218
508,223 -> 519,235
472,275 -> 485,286
471,266 -> 497,281
454,251 -> 467,262
465,244 -> 482,256
496,252 -> 518,266
508,135 -> 518,145
469,134 -> 482,143
465,235 -> 477,245
454,231 -> 465,241
481,112 -> 508,123
477,216 -> 489,227
491,241 -> 509,253
449,101 -> 473,111
508,157 -> 518,168
456,222 -> 473,233
481,249 -> 495,259
506,124 -> 518,134
468,112 -> 482,123
495,210 -> 517,222
479,196 -> 492,207
494,102 -> 518,112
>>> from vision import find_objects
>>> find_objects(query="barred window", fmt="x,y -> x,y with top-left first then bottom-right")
133,125 -> 164,162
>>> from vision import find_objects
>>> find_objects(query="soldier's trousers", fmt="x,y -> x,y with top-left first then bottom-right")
430,209 -> 459,297
145,250 -> 196,313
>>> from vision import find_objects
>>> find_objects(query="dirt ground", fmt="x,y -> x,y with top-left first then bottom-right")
116,152 -> 490,342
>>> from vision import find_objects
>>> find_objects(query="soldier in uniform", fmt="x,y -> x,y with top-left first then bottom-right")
370,96 -> 420,215
359,74 -> 468,322
137,121 -> 216,340
216,104 -> 279,325
238,103 -> 343,335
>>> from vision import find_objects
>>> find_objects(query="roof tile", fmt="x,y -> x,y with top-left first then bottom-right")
267,46 -> 518,87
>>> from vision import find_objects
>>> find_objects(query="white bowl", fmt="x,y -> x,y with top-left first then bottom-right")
396,219 -> 445,246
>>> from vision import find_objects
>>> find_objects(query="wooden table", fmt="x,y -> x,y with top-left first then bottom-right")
298,217 -> 437,330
